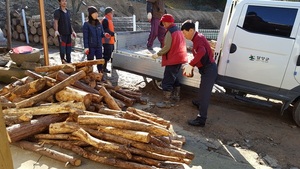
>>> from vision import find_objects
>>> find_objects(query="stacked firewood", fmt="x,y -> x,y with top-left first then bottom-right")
3,12 -> 60,46
0,59 -> 194,169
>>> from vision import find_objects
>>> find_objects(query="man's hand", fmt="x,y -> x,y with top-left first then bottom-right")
152,53 -> 159,59
72,31 -> 77,38
147,12 -> 152,22
55,31 -> 60,37
84,48 -> 89,55
183,64 -> 194,77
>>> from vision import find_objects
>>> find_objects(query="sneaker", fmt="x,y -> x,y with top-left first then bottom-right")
192,100 -> 200,109
147,46 -> 153,50
188,116 -> 206,127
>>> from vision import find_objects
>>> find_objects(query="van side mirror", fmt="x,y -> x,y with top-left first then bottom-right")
297,55 -> 300,66
230,43 -> 237,53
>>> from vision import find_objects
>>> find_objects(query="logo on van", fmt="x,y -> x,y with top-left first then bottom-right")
249,55 -> 269,63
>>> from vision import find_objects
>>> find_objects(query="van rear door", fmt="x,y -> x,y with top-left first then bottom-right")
223,4 -> 298,90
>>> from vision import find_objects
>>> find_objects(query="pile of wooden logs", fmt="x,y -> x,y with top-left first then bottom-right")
3,13 -> 60,46
0,59 -> 194,169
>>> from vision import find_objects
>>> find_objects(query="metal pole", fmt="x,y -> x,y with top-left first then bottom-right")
81,12 -> 85,25
38,0 -> 49,66
195,21 -> 199,32
6,0 -> 12,49
133,15 -> 136,31
21,9 -> 29,44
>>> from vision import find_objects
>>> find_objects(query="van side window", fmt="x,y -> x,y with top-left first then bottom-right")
242,6 -> 297,38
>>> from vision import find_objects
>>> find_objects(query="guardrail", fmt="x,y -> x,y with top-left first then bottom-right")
113,15 -> 219,40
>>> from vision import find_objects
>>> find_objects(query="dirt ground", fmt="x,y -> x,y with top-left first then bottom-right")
109,68 -> 300,169
2,39 -> 300,168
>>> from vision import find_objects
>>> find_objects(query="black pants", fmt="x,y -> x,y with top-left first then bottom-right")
59,35 -> 72,63
196,63 -> 218,119
103,44 -> 114,62
162,64 -> 182,92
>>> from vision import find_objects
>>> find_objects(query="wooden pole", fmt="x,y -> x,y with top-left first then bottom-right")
0,104 -> 14,169
38,0 -> 49,65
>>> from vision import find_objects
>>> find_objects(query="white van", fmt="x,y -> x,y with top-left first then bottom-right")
214,0 -> 300,126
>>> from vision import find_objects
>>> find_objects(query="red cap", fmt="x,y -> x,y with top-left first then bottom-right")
160,14 -> 175,23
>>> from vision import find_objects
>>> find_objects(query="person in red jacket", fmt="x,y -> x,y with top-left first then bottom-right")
181,20 -> 218,127
152,14 -> 188,108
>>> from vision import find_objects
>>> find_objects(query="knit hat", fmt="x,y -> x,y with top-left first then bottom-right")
104,7 -> 114,15
88,6 -> 98,16
160,14 -> 175,23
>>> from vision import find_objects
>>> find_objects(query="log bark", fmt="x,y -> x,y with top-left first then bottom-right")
48,28 -> 55,37
85,128 -> 189,163
55,87 -> 93,108
16,24 -> 23,33
55,70 -> 99,94
38,139 -> 89,147
98,86 -> 121,111
70,59 -> 105,68
15,70 -> 86,108
77,115 -> 170,136
15,140 -> 81,166
6,114 -> 68,143
35,64 -> 76,73
97,125 -> 151,143
33,34 -> 40,43
127,107 -> 170,128
4,101 -> 85,116
88,72 -> 103,81
121,111 -> 167,129
30,26 -> 37,34
110,90 -> 135,107
5,78 -> 46,102
48,142 -> 157,169
72,128 -> 132,159
34,134 -> 80,140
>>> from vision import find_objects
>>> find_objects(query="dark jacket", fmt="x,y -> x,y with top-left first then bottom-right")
147,0 -> 166,19
54,8 -> 72,35
82,21 -> 105,48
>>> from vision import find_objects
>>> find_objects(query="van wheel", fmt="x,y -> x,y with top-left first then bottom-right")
152,79 -> 162,91
293,101 -> 300,126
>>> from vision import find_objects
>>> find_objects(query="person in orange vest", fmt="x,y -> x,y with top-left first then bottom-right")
102,7 -> 115,73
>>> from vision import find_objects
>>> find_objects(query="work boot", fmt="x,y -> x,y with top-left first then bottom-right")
188,116 -> 206,127
172,87 -> 181,102
156,91 -> 173,108
147,46 -> 153,50
103,62 -> 111,73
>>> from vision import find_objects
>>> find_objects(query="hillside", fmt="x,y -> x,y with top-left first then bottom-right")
0,0 -> 223,32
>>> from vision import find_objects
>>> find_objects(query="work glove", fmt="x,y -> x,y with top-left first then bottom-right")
84,48 -> 89,55
183,64 -> 194,77
152,53 -> 159,59
104,33 -> 111,38
72,31 -> 77,38
147,12 -> 152,22
54,31 -> 60,37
